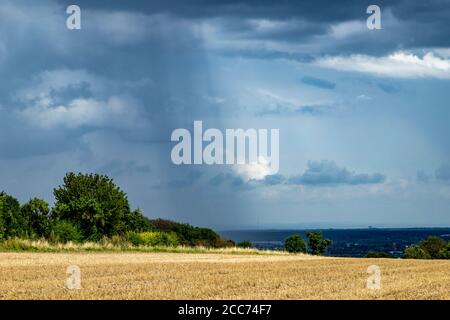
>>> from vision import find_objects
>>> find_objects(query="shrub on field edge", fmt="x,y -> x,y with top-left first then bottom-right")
237,240 -> 252,249
366,251 -> 393,258
49,220 -> 83,243
403,245 -> 431,259
284,234 -> 307,253
126,231 -> 179,247
439,243 -> 450,259
418,236 -> 447,259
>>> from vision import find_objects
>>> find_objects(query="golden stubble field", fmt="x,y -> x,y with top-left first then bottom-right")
0,252 -> 449,300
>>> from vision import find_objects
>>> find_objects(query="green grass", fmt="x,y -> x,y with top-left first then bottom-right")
0,238 -> 287,255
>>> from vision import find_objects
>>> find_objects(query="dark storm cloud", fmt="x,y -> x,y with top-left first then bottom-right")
0,113 -> 84,158
67,0 -> 371,20
65,0 -> 450,57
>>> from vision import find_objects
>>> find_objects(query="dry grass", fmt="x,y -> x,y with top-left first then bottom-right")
0,238 -> 285,255
0,252 -> 449,300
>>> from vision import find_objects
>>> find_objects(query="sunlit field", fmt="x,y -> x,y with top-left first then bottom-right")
0,252 -> 448,300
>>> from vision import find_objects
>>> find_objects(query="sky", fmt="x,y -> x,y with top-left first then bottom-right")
1,0 -> 450,229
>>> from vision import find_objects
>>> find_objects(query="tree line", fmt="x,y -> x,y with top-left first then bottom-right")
365,236 -> 450,259
0,172 -> 231,248
283,233 -> 332,255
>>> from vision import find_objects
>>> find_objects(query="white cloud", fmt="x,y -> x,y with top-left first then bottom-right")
315,51 -> 450,79
20,96 -> 140,129
16,69 -> 143,129
234,157 -> 273,181
254,88 -> 331,115
356,94 -> 371,100
329,20 -> 366,39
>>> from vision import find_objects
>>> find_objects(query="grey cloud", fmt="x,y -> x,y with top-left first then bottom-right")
288,161 -> 386,186
231,161 -> 388,187
435,163 -> 450,182
416,170 -> 431,183
96,0 -> 449,58
98,160 -> 151,177
208,161 -> 385,188
4,0 -> 450,67
260,174 -> 286,186
168,170 -> 204,188
301,76 -> 336,89
257,104 -> 330,117
377,82 -> 401,94
209,173 -> 246,188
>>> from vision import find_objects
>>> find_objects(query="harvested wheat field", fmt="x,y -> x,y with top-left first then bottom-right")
0,252 -> 449,300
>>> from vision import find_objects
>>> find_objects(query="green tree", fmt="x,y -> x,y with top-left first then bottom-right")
284,234 -> 307,253
52,172 -> 147,240
21,198 -> 50,238
50,220 -> 83,243
0,192 -> 27,238
237,240 -> 252,249
151,219 -> 223,247
418,236 -> 447,259
438,242 -> 450,259
403,245 -> 431,259
366,251 -> 393,258
307,231 -> 332,255
124,209 -> 153,232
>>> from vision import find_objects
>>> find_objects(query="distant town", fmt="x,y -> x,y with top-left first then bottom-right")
221,228 -> 450,258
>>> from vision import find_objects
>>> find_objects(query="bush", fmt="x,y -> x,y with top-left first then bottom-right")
0,238 -> 38,251
214,238 -> 236,248
126,231 -> 179,247
403,245 -> 431,259
307,231 -> 332,256
438,243 -> 450,259
418,236 -> 447,259
140,231 -> 179,246
49,220 -> 83,243
125,231 -> 144,246
366,251 -> 393,258
150,219 -> 224,248
124,209 -> 153,232
237,240 -> 252,249
284,234 -> 307,253
104,235 -> 128,247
